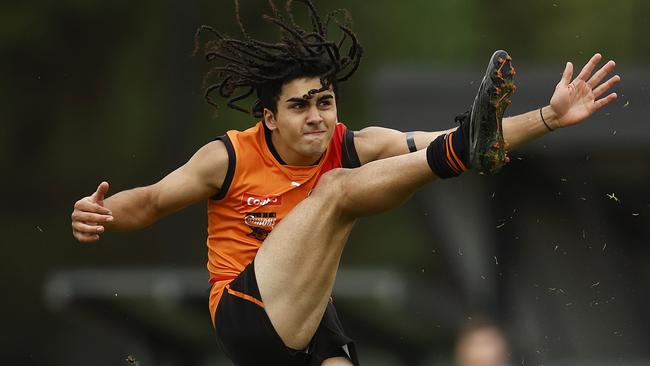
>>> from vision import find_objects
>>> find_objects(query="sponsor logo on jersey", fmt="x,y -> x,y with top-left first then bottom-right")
244,213 -> 277,229
242,193 -> 282,207
243,212 -> 277,241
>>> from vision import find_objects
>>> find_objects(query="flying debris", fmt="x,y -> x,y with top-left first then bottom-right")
126,355 -> 140,366
606,193 -> 620,203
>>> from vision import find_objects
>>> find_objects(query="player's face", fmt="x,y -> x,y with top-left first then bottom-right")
263,77 -> 338,166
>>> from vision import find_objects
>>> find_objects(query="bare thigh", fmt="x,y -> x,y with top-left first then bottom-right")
255,150 -> 434,349
255,170 -> 357,349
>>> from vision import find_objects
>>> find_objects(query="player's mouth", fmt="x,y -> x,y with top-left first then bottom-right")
303,130 -> 326,136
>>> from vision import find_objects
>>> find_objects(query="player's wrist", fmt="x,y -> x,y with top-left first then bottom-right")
540,105 -> 560,131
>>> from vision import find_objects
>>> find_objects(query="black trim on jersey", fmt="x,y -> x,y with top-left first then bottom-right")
211,134 -> 236,200
263,123 -> 288,165
342,128 -> 361,168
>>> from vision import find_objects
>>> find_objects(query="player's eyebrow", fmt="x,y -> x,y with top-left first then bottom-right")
285,93 -> 334,103
285,97 -> 307,103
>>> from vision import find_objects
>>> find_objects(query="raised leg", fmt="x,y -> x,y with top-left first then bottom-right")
254,148 -> 436,349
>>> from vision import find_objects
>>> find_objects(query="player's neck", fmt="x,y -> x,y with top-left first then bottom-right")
269,130 -> 321,166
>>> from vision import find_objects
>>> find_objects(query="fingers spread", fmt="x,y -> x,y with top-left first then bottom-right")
593,92 -> 618,111
576,53 -> 602,82
593,74 -> 621,98
587,60 -> 616,88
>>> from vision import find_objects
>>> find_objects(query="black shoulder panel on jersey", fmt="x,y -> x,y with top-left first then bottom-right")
211,134 -> 236,201
342,128 -> 361,168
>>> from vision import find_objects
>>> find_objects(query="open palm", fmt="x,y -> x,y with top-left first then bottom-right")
550,53 -> 620,129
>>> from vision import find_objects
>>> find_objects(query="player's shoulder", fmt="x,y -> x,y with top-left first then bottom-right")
186,139 -> 230,180
349,125 -> 384,149
197,139 -> 228,159
350,125 -> 386,138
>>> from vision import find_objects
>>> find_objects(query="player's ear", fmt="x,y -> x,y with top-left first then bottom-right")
263,108 -> 277,131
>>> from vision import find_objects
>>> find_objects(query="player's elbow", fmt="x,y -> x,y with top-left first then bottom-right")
140,185 -> 165,226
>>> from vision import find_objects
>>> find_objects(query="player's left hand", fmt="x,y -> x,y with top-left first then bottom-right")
549,53 -> 621,129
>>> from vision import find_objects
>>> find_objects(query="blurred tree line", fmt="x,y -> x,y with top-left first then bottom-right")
3,0 -> 649,188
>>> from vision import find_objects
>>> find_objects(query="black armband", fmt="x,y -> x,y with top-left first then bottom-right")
406,132 -> 417,153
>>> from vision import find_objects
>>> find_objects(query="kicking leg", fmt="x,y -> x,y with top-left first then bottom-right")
255,149 -> 435,349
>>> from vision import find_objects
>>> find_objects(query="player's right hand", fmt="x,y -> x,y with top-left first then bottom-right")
71,181 -> 113,243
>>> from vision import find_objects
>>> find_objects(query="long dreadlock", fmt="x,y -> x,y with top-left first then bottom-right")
193,0 -> 363,118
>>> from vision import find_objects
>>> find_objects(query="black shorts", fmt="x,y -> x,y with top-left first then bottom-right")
214,262 -> 359,366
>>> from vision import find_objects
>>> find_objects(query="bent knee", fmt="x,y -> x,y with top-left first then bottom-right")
309,168 -> 354,212
311,168 -> 362,219
311,168 -> 349,197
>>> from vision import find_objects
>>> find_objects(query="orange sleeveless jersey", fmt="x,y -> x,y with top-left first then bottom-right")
206,121 -> 359,324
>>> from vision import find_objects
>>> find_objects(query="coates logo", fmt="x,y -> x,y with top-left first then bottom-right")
242,193 -> 282,207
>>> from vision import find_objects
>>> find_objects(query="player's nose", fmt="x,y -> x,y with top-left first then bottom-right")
305,105 -> 324,124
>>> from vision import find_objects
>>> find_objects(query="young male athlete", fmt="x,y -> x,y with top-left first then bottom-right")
70,1 -> 620,365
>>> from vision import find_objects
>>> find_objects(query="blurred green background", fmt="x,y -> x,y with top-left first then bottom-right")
2,0 -> 649,365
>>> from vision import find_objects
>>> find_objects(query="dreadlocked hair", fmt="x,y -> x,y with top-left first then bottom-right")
193,0 -> 363,118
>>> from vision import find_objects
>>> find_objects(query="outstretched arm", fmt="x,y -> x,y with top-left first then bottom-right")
354,53 -> 620,164
71,140 -> 229,242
